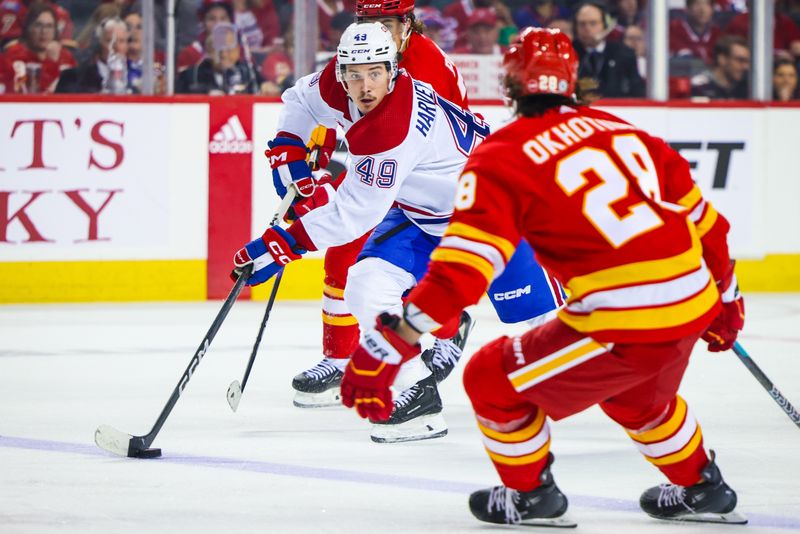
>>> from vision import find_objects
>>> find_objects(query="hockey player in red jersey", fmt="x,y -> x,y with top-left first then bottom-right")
271,0 -> 471,409
340,27 -> 747,526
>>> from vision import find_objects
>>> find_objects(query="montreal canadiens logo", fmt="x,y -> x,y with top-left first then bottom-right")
209,115 -> 253,154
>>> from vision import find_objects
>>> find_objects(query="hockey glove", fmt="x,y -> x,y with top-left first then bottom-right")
307,126 -> 337,171
702,262 -> 745,352
232,226 -> 306,286
341,313 -> 422,421
264,136 -> 315,199
285,177 -> 336,222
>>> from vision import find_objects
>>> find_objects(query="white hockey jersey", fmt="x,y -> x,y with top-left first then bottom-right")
277,61 -> 490,251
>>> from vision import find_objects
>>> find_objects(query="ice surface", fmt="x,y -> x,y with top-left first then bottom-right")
1,295 -> 799,533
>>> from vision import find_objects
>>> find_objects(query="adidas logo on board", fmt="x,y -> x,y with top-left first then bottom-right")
209,115 -> 253,154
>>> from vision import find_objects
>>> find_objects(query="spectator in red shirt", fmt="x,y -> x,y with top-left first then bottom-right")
669,0 -> 721,65
725,10 -> 800,58
178,0 -> 234,72
453,7 -> 502,55
233,0 -> 280,52
0,0 -> 73,46
4,3 -> 76,93
0,53 -> 13,93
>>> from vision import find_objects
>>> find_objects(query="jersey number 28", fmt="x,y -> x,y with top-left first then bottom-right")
555,133 -> 664,248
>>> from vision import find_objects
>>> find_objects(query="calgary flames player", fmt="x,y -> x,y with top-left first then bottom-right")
340,28 -> 747,526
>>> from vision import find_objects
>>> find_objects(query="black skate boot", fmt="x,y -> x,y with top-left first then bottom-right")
640,451 -> 747,524
291,358 -> 344,408
421,311 -> 475,383
370,375 -> 448,443
468,454 -> 575,527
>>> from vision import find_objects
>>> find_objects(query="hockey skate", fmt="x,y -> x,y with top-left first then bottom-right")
469,454 -> 576,527
640,451 -> 747,525
291,358 -> 345,408
370,375 -> 448,443
421,311 -> 475,383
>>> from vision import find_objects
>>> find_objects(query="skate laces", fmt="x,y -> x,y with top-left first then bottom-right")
657,484 -> 694,512
429,338 -> 461,370
304,359 -> 339,380
393,384 -> 420,408
487,486 -> 522,525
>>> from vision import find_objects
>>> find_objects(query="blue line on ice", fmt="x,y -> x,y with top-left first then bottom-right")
1,434 -> 798,530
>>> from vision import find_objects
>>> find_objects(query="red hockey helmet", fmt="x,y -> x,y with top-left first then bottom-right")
502,27 -> 578,98
356,0 -> 415,18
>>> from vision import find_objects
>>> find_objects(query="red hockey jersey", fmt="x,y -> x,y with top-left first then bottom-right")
400,32 -> 468,108
408,105 -> 732,343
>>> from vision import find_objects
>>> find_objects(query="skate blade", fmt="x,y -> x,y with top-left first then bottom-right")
370,413 -> 448,443
518,515 -> 578,528
292,387 -> 342,408
648,511 -> 748,525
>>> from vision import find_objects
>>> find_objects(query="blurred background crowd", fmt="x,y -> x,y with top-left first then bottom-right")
0,0 -> 798,101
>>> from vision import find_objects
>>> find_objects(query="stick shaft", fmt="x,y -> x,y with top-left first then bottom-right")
732,341 -> 800,428
136,266 -> 251,449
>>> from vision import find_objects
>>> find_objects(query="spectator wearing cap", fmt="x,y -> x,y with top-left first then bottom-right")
176,22 -> 264,95
317,0 -> 357,50
56,17 -> 130,93
669,0 -> 721,65
0,0 -> 74,48
690,34 -> 749,99
444,0 -> 512,49
178,0 -> 234,72
4,3 -> 76,93
573,1 -> 645,98
512,0 -> 571,31
232,0 -> 280,53
453,8 -> 502,54
415,6 -> 458,52
773,56 -> 799,101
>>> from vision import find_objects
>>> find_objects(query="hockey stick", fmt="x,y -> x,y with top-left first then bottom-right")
732,341 -> 800,429
94,264 -> 253,458
226,187 -> 298,412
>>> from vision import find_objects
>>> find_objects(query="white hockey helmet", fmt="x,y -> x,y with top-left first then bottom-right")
336,22 -> 399,84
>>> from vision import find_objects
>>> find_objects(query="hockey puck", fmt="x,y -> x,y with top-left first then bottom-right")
131,447 -> 162,459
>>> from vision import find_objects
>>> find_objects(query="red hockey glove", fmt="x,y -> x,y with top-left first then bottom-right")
307,126 -> 337,171
341,313 -> 422,421
702,262 -> 745,352
284,175 -> 336,222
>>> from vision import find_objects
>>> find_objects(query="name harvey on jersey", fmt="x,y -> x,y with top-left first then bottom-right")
414,82 -> 437,137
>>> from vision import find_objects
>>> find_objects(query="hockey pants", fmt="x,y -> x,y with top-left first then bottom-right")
462,318 -> 709,492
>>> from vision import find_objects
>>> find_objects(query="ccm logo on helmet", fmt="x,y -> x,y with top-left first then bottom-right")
494,285 -> 532,301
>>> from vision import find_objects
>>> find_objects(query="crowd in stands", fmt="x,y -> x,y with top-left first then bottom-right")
0,0 -> 799,101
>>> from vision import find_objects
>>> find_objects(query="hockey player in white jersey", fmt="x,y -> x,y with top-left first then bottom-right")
232,22 -> 489,442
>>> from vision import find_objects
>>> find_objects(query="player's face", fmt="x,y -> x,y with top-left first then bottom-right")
343,63 -> 391,114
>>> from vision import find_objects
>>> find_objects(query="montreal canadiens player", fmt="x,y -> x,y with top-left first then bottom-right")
234,22 -> 491,442
340,27 -> 746,525
274,0 -> 473,410
268,0 -> 565,413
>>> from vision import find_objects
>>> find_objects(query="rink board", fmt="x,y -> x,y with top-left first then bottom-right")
1,97 -> 799,302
